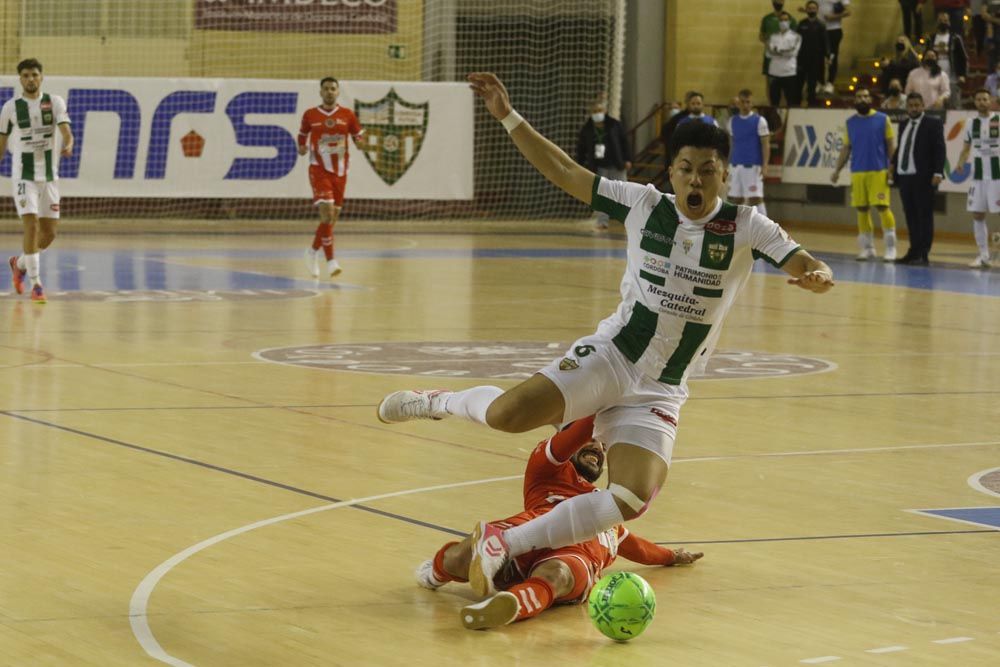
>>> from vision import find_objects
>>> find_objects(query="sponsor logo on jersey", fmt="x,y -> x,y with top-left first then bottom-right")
324,118 -> 336,128
705,219 -> 736,235
673,265 -> 722,287
559,357 -> 579,371
642,254 -> 671,274
40,101 -> 52,111
50,204 -> 59,211
354,88 -> 428,186
682,239 -> 693,254
650,407 -> 677,426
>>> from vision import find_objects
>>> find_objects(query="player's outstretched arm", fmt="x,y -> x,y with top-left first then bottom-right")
468,72 -> 594,204
782,249 -> 834,293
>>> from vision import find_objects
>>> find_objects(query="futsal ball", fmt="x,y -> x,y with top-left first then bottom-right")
587,572 -> 656,641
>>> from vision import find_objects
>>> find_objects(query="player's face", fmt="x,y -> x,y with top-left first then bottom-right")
321,81 -> 339,106
854,89 -> 872,106
19,68 -> 42,95
737,96 -> 753,115
975,92 -> 992,113
571,440 -> 606,483
669,147 -> 727,219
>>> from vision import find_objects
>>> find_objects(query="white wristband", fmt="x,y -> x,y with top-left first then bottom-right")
501,110 -> 524,133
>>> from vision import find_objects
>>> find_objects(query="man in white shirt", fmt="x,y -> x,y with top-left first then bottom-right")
0,58 -> 73,304
818,0 -> 851,93
378,72 -> 834,599
767,12 -> 803,106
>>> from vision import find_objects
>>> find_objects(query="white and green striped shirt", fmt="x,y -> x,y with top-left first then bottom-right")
963,113 -> 1000,181
0,92 -> 70,182
592,176 -> 801,385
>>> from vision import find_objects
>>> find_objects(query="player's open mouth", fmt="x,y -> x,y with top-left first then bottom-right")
686,192 -> 703,210
581,450 -> 602,468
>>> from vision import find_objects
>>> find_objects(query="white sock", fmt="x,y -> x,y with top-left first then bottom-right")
755,202 -> 768,217
23,253 -> 40,286
16,254 -> 26,271
884,229 -> 897,252
973,219 -> 989,258
858,233 -> 874,251
503,489 -> 625,557
443,386 -> 503,425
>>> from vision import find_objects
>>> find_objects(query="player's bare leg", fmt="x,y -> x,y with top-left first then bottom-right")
415,538 -> 471,590
16,214 -> 45,303
378,373 -> 565,432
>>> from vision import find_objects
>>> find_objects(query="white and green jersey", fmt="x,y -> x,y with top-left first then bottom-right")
591,176 -> 801,385
963,113 -> 1000,181
0,93 -> 70,182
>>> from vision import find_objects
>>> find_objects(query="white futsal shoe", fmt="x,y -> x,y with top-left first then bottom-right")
415,559 -> 446,590
460,592 -> 519,630
304,248 -> 320,277
968,256 -> 992,269
376,390 -> 448,424
467,520 -> 510,597
328,258 -> 342,277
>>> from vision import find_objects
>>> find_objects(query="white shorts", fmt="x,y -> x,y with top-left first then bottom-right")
13,181 -> 60,219
538,335 -> 688,465
728,164 -> 764,200
966,179 -> 1000,214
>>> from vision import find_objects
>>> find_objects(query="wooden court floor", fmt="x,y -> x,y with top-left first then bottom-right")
1,221 -> 998,666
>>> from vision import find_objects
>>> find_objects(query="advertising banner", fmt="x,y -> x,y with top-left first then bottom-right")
782,108 -> 853,185
194,0 -> 396,34
0,77 -> 473,199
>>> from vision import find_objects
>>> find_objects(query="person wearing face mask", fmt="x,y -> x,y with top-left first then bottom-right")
899,0 -> 925,40
881,79 -> 908,109
576,98 -> 632,230
760,1 -> 798,83
881,35 -> 920,96
955,89 -> 1000,268
904,48 -> 952,108
933,0 -> 970,32
928,12 -> 968,108
892,93 -> 946,265
797,1 -> 830,106
767,12 -> 803,106
831,88 -> 899,261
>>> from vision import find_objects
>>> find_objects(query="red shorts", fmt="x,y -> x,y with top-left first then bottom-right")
309,165 -> 346,206
489,510 -> 600,604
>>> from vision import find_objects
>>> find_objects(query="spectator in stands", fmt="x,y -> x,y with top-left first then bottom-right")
760,1 -> 798,81
676,91 -> 719,127
929,11 -> 969,107
576,97 -> 631,230
982,0 -> 1000,70
882,79 -> 908,109
971,0 -> 988,55
797,1 -> 830,106
881,35 -> 921,96
905,48 -> 952,108
985,60 -> 1000,95
899,0 -> 926,40
933,0 -> 970,33
818,0 -> 851,94
767,12 -> 803,106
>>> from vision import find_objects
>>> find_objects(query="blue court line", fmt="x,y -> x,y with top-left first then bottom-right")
911,507 -> 1000,530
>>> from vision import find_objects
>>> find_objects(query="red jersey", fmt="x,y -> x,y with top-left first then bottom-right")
297,105 -> 364,177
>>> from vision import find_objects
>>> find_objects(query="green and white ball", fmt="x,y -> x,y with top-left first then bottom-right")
587,572 -> 656,641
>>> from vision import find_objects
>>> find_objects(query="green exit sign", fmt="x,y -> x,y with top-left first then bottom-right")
388,44 -> 407,59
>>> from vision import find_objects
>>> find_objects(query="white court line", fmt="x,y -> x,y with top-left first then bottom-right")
932,637 -> 974,644
865,646 -> 908,654
129,474 -> 521,666
968,467 -> 1000,500
678,439 -> 1000,464
800,657 -> 841,664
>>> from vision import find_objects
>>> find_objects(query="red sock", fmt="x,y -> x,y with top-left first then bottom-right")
432,542 -> 468,583
319,223 -> 334,260
311,223 -> 323,251
507,577 -> 554,622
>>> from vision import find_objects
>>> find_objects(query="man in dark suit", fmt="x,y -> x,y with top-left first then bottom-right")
576,97 -> 632,229
892,92 -> 946,265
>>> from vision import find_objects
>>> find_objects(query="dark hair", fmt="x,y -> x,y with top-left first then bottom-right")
738,88 -> 753,98
319,76 -> 339,87
684,90 -> 703,103
17,58 -> 42,74
668,121 -> 731,164
779,11 -> 792,19
974,88 -> 992,97
906,92 -> 924,103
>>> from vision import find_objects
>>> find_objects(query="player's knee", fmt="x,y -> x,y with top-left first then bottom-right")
609,483 -> 654,521
531,559 -> 575,597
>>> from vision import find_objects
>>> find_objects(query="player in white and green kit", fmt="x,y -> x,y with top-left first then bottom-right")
0,58 -> 73,303
378,73 -> 834,598
957,89 -> 999,269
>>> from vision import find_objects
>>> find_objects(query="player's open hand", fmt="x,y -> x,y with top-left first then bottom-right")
671,548 -> 704,565
61,144 -> 73,157
788,270 -> 834,293
467,73 -> 513,121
